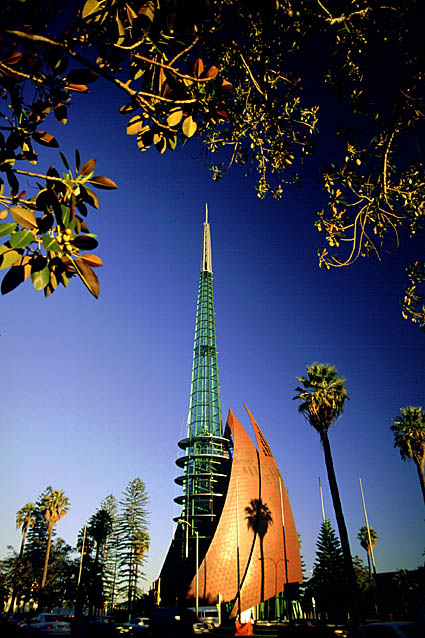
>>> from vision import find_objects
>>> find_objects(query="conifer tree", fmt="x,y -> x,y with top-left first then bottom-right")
100,494 -> 119,612
116,479 -> 150,615
306,519 -> 349,621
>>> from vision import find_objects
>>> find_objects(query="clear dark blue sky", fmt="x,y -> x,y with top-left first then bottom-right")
1,77 -> 424,589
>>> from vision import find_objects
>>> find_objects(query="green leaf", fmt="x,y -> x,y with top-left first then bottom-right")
9,230 -> 34,249
10,206 -> 37,229
0,222 -> 17,237
31,264 -> 49,291
42,234 -> 61,252
0,249 -> 21,270
182,116 -> 197,138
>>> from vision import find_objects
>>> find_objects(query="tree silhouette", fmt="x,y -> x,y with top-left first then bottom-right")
391,406 -> 425,505
294,363 -> 358,623
245,498 -> 273,602
39,487 -> 69,593
357,526 -> 378,578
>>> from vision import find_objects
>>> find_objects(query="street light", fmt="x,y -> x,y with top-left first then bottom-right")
177,519 -> 199,617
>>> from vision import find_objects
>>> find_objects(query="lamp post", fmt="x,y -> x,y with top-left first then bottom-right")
178,519 -> 199,617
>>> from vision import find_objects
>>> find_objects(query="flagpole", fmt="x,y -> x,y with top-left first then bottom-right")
359,478 -> 377,574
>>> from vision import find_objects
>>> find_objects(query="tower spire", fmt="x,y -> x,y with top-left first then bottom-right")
202,203 -> 212,273
174,207 -> 229,551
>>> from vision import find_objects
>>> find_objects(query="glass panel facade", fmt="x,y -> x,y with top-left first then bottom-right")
175,220 -> 229,545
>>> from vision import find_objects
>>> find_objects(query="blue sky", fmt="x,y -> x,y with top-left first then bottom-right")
1,79 -> 424,592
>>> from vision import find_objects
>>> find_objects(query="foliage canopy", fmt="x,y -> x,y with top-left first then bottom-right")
0,0 -> 424,328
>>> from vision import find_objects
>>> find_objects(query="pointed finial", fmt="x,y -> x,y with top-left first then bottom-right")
202,204 -> 212,273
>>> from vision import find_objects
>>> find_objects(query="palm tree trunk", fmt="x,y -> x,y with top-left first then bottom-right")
321,432 -> 359,624
366,550 -> 372,579
416,458 -> 425,505
41,525 -> 53,589
259,538 -> 265,603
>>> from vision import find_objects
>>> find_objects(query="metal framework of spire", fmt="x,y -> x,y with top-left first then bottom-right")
174,205 -> 230,548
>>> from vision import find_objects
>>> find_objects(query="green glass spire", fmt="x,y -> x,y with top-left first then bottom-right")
175,206 -> 230,545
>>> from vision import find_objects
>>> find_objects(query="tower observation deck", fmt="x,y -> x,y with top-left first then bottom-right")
174,205 -> 230,555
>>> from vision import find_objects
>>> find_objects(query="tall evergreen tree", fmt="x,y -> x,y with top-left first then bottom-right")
100,494 -> 119,612
306,519 -> 348,621
117,479 -> 150,615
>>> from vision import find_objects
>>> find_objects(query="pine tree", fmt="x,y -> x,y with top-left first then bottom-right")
306,519 -> 349,621
116,479 -> 150,615
100,494 -> 119,612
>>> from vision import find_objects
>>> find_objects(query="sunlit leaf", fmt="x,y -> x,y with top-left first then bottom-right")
31,264 -> 49,291
0,222 -> 17,237
0,210 -> 8,221
82,0 -> 102,19
0,249 -> 21,270
9,230 -> 34,249
167,135 -> 177,151
80,253 -> 103,267
74,258 -> 100,298
89,176 -> 118,190
194,58 -> 204,77
167,108 -> 183,127
80,158 -> 96,176
32,131 -> 59,148
10,206 -> 37,229
127,116 -> 145,135
206,66 -> 219,79
67,84 -> 89,93
182,116 -> 197,138
139,0 -> 155,22
1,51 -> 23,65
221,79 -> 233,91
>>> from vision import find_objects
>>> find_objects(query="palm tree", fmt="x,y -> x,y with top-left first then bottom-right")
294,362 -> 358,623
8,502 -> 36,611
245,498 -> 273,602
357,526 -> 378,578
16,502 -> 36,557
39,487 -> 70,591
391,406 -> 425,505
